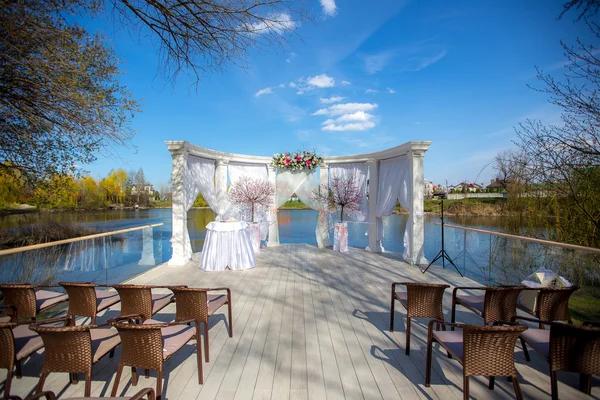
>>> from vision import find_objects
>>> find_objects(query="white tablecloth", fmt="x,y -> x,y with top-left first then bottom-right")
333,222 -> 348,253
200,221 -> 255,271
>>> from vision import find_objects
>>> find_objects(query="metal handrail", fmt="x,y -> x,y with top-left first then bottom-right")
0,223 -> 164,256
438,223 -> 600,255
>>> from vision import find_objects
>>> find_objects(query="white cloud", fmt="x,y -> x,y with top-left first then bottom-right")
341,80 -> 351,85
313,102 -> 378,116
387,87 -> 396,94
320,96 -> 345,104
416,49 -> 447,71
320,0 -> 337,16
285,52 -> 297,63
247,13 -> 297,35
322,121 -> 376,131
255,87 -> 273,97
278,83 -> 285,88
335,111 -> 374,122
289,82 -> 297,88
365,89 -> 378,94
323,118 -> 336,125
306,73 -> 335,88
365,51 -> 394,74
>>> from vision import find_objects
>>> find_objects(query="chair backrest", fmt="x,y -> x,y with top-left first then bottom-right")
550,322 -> 600,375
536,287 -> 577,322
403,282 -> 449,319
29,324 -> 93,373
111,322 -> 164,370
170,287 -> 208,323
0,284 -> 37,320
113,285 -> 153,321
483,286 -> 524,324
0,323 -> 16,370
463,324 -> 527,377
59,282 -> 98,318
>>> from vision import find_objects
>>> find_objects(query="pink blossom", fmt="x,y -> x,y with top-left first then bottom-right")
296,156 -> 302,161
285,158 -> 291,164
306,160 -> 311,166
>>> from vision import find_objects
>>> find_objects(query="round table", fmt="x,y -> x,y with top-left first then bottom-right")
200,221 -> 255,271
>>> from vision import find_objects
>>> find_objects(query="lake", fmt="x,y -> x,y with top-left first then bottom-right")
0,209 -> 540,285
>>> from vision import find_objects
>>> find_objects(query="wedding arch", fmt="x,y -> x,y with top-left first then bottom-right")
166,140 -> 431,266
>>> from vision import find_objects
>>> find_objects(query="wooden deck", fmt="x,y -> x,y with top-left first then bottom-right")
3,243 -> 599,399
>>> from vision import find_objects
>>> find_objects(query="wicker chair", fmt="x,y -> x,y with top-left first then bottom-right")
517,286 -> 577,328
21,388 -> 155,400
111,285 -> 177,322
0,311 -> 45,399
425,320 -> 527,400
451,285 -> 524,326
515,316 -> 600,399
0,284 -> 68,322
59,282 -> 120,325
29,318 -> 121,397
170,287 -> 233,363
110,319 -> 201,399
389,282 -> 449,355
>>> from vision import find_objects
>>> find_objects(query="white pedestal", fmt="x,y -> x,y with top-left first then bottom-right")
333,222 -> 348,253
248,224 -> 261,253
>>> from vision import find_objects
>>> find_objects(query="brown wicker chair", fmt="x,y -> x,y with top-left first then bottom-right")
21,387 -> 155,400
425,320 -> 527,400
0,284 -> 68,322
110,319 -> 201,399
451,285 -> 524,326
29,318 -> 121,397
111,285 -> 176,322
170,287 -> 232,362
389,282 -> 449,355
517,286 -> 577,328
0,312 -> 45,399
515,316 -> 600,399
59,282 -> 120,325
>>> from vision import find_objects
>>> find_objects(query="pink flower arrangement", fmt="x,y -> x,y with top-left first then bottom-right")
306,160 -> 311,166
272,150 -> 322,170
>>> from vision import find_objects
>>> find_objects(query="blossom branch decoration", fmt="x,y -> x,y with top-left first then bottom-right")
312,175 -> 364,221
228,176 -> 275,222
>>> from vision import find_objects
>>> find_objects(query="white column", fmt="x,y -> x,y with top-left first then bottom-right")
366,160 -> 383,252
168,148 -> 187,266
319,162 -> 329,187
267,165 -> 280,246
215,159 -> 228,219
406,149 -> 427,265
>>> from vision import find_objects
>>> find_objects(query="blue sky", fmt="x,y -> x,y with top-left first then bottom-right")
86,0 -> 588,189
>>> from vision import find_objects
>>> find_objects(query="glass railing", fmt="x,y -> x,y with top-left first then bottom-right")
424,222 -> 600,292
0,223 -> 165,286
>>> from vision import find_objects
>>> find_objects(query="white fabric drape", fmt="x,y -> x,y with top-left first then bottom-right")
329,162 -> 369,221
181,156 -> 218,261
376,156 -> 411,260
227,163 -> 269,239
275,170 -> 310,207
292,169 -> 332,247
200,221 -> 255,271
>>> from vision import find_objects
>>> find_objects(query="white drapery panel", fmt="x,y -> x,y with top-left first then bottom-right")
181,156 -> 218,261
375,156 -> 411,260
275,170 -> 310,207
292,169 -> 332,247
329,162 -> 369,221
227,162 -> 269,237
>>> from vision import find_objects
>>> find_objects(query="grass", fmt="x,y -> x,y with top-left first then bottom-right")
422,198 -> 506,215
280,200 -> 311,210
569,291 -> 600,324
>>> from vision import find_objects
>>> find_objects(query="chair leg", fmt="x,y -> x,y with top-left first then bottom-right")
425,335 -> 433,387
111,364 -> 123,397
196,325 -> 204,384
132,367 -> 138,386
579,373 -> 592,395
390,291 -> 395,332
145,369 -> 150,378
36,372 -> 48,394
156,369 -> 163,400
463,375 -> 470,400
91,316 -> 96,325
451,299 -> 457,331
84,371 -> 91,398
513,374 -> 523,400
227,301 -> 233,338
405,317 -> 411,355
550,370 -> 558,400
15,360 -> 21,378
520,337 -> 530,362
488,376 -> 495,390
204,322 -> 210,363
70,372 -> 79,385
4,367 -> 13,398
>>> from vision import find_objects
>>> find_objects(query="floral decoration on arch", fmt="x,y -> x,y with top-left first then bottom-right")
273,150 -> 323,170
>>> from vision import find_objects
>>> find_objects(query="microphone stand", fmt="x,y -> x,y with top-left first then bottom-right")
421,197 -> 463,277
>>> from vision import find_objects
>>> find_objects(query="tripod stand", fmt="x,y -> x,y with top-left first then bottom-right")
421,197 -> 463,277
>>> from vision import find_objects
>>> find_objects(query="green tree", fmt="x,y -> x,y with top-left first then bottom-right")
0,169 -> 24,208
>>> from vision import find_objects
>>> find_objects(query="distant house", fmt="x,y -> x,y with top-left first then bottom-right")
289,193 -> 300,202
424,179 -> 435,198
486,178 -> 506,191
452,182 -> 484,193
131,184 -> 155,195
